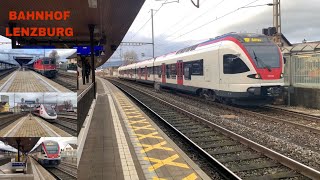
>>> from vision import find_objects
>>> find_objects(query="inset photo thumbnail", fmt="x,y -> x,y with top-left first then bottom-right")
0,93 -> 77,137
0,49 -> 77,92
0,137 -> 77,179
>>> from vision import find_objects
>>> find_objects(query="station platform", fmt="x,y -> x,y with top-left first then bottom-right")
0,114 -> 72,137
78,77 -> 210,180
0,70 -> 72,92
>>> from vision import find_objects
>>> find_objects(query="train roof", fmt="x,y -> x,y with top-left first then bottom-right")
120,32 -> 271,68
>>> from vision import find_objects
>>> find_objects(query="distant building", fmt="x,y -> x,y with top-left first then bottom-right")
61,143 -> 77,158
0,102 -> 10,112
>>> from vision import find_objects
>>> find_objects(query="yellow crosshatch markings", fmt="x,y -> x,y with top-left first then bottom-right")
129,119 -> 149,125
135,132 -> 163,140
131,124 -> 155,131
114,93 -> 199,180
182,173 -> 198,180
137,141 -> 174,153
144,154 -> 189,171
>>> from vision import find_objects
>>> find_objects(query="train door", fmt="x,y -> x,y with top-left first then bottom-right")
176,61 -> 183,85
161,63 -> 166,83
145,66 -> 148,80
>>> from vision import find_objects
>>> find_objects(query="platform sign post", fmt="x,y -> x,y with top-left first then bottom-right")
88,24 -> 96,99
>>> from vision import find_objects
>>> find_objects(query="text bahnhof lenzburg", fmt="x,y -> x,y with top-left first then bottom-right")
6,11 -> 73,37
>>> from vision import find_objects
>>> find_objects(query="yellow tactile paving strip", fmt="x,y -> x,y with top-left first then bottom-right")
4,71 -> 71,92
112,91 -> 204,180
0,114 -> 71,137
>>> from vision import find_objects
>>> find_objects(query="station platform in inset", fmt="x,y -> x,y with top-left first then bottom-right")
78,77 -> 211,180
0,114 -> 72,137
0,70 -> 72,92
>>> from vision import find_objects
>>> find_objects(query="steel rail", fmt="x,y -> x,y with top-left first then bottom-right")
112,80 -> 320,180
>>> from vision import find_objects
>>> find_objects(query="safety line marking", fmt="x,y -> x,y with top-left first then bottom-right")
134,132 -> 163,140
144,154 -> 190,172
130,124 -> 155,131
182,173 -> 198,180
128,119 -> 149,125
137,141 -> 174,153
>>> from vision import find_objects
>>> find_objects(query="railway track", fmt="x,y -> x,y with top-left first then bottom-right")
46,166 -> 77,180
52,71 -> 77,91
243,106 -> 320,134
110,79 -> 320,180
52,119 -> 77,136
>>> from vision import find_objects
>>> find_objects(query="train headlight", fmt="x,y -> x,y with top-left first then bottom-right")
280,73 -> 284,78
247,74 -> 261,79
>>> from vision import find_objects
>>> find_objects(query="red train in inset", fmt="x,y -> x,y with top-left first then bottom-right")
31,57 -> 57,78
31,140 -> 61,167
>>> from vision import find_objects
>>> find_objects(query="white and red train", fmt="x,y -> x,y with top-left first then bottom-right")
31,140 -> 61,167
33,104 -> 57,121
118,33 -> 285,105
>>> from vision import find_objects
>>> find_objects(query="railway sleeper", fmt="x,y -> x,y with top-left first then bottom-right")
244,171 -> 303,180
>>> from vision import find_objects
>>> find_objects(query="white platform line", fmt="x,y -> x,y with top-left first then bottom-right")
4,116 -> 26,137
0,70 -> 18,92
101,78 -> 139,180
31,72 -> 61,92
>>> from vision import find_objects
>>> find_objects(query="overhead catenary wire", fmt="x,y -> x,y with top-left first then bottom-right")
164,0 -> 226,39
167,0 -> 261,41
128,0 -> 169,41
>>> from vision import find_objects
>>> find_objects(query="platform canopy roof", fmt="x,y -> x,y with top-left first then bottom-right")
0,137 -> 40,153
0,0 -> 145,68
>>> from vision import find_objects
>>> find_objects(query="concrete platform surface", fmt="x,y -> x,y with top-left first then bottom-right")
77,77 -> 210,180
0,70 -> 72,92
0,114 -> 72,137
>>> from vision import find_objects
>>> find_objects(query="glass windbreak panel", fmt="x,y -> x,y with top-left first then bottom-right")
244,44 -> 280,68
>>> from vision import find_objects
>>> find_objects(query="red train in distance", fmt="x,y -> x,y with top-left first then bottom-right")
32,57 -> 57,78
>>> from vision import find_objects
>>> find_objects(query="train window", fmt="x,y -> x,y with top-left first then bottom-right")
191,60 -> 203,75
148,67 -> 153,77
166,65 -> 170,78
51,60 -> 55,64
184,63 -> 192,80
43,61 -> 49,65
171,64 -> 176,79
223,54 -> 250,74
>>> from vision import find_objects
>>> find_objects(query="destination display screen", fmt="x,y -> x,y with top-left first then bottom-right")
73,46 -> 103,56
243,37 -> 269,43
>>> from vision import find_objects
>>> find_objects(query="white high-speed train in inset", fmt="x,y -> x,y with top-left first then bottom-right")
33,104 -> 57,120
118,33 -> 285,105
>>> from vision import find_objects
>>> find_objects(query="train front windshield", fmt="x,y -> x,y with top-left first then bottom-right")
44,105 -> 56,114
45,142 -> 59,154
244,44 -> 281,69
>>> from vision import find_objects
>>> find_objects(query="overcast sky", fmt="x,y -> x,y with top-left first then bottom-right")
0,38 -> 76,64
108,0 -> 320,61
0,93 -> 77,108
